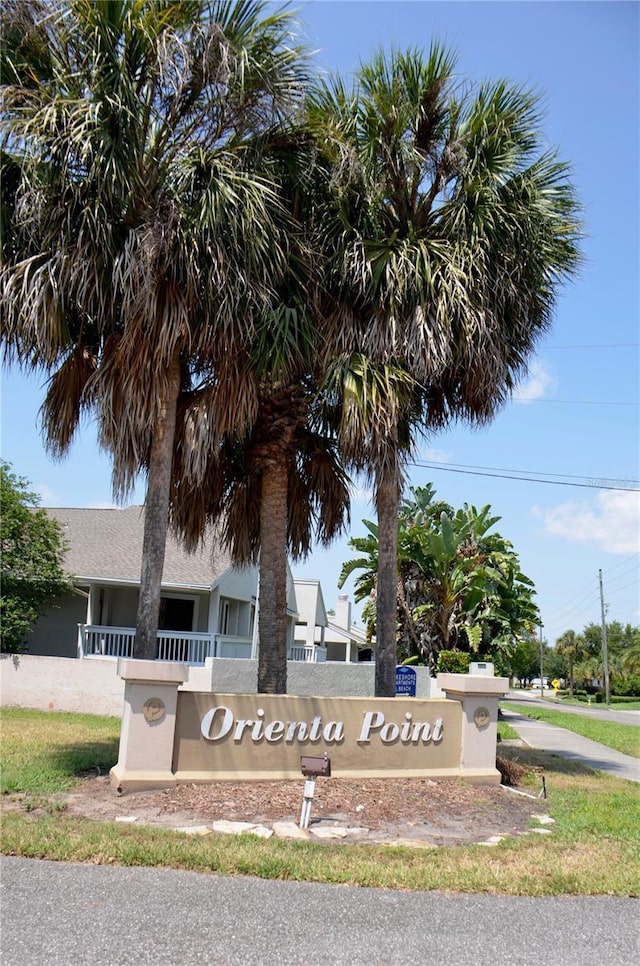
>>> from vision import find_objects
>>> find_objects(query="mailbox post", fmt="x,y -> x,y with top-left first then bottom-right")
299,755 -> 331,829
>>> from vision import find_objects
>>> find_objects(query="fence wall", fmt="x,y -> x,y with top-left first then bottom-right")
0,654 -> 440,718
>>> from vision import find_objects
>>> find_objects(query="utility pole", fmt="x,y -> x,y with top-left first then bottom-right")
598,569 -> 610,706
539,623 -> 544,698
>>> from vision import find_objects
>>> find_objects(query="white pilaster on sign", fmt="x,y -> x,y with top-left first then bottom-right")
436,672 -> 509,780
110,659 -> 189,793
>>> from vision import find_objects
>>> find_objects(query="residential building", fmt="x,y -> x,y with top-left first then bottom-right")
29,507 -> 323,664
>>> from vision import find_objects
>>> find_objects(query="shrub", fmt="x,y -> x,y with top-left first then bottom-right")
437,650 -> 470,674
612,676 -> 640,697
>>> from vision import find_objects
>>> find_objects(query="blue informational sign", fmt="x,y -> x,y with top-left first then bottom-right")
395,665 -> 417,697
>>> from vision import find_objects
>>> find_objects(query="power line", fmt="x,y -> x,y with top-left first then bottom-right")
543,581 -> 600,620
411,460 -> 639,491
605,566 -> 640,589
514,398 -> 637,407
603,553 -> 640,576
416,459 -> 638,485
605,578 -> 640,597
546,343 -> 639,349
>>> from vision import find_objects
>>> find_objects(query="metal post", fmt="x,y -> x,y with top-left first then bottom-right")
598,569 -> 610,706
299,778 -> 316,829
539,624 -> 544,698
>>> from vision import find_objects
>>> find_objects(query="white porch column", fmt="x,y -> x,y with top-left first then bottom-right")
87,585 -> 98,625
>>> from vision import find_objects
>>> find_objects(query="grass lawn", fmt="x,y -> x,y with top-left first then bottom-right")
1,708 -> 638,896
497,719 -> 520,741
0,708 -> 120,795
556,697 -> 640,711
504,703 -> 640,758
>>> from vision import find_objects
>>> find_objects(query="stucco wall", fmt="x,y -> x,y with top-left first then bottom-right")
1,654 -> 126,716
27,593 -> 87,658
1,654 -> 441,717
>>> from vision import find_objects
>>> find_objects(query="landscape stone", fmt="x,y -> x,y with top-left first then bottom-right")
309,827 -> 348,839
212,820 -> 259,835
272,821 -> 309,840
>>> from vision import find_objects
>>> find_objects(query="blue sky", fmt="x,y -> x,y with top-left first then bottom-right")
1,1 -> 638,647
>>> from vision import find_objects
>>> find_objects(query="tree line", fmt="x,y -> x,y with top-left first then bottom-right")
0,0 -> 582,694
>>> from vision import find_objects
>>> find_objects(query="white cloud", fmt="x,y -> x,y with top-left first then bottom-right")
513,360 -> 558,403
34,483 -> 61,506
533,489 -> 640,554
34,483 -> 118,509
421,447 -> 452,463
348,480 -> 374,504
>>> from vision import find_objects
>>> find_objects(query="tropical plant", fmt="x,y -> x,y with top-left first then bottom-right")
310,44 -> 582,694
555,629 -> 585,695
340,486 -> 539,672
0,462 -> 70,652
570,622 -> 640,694
1,0 -> 307,658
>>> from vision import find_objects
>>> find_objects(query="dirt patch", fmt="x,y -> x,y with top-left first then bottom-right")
13,771 -> 545,846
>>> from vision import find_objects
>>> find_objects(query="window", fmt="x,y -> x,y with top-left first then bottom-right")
158,597 -> 194,632
219,600 -> 230,635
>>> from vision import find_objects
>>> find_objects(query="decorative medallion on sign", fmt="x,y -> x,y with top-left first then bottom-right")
143,697 -> 166,723
473,706 -> 491,729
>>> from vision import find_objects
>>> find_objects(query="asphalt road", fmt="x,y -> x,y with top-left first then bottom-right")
504,691 -> 640,726
1,857 -> 638,966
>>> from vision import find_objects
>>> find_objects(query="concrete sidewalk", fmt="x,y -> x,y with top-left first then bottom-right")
500,709 -> 640,783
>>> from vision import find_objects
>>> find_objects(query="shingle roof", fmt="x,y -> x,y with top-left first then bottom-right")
46,506 -> 231,588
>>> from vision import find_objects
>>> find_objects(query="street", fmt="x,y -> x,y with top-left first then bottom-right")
1,857 -> 638,966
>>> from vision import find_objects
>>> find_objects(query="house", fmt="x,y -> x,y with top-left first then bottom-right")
326,593 -> 372,662
29,506 -> 327,664
292,585 -> 371,663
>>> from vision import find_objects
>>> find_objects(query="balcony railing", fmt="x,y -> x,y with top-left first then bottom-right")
289,643 -> 327,663
78,625 -> 216,664
77,626 -> 324,663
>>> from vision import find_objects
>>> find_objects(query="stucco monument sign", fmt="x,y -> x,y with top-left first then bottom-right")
109,659 -> 509,793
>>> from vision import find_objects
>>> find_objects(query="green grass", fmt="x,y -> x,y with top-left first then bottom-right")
0,708 -> 120,794
497,719 -> 520,741
2,708 -> 639,895
558,697 -> 640,710
504,703 -> 640,758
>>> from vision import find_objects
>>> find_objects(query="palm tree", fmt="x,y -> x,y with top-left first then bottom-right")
171,379 -> 350,692
310,45 -> 582,694
323,354 -> 423,694
168,130 -> 352,693
1,0 -> 307,659
555,629 -> 585,696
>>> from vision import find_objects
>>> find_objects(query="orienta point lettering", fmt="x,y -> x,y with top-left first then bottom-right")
200,706 -> 444,746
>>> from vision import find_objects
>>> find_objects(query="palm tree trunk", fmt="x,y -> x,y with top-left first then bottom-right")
257,460 -> 289,693
569,657 -> 574,696
375,461 -> 401,697
134,347 -> 181,660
